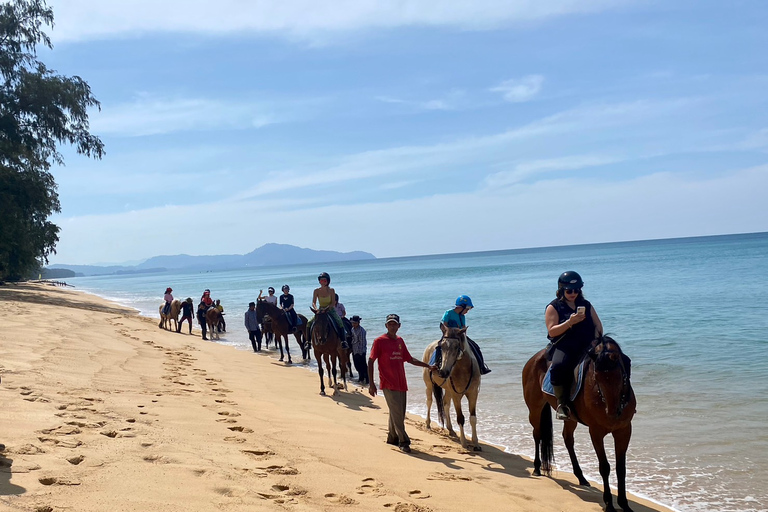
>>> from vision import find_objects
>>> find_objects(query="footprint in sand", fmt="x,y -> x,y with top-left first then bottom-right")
66,455 -> 85,465
38,437 -> 82,449
227,426 -> 253,433
224,436 -> 247,443
214,399 -> 237,405
408,489 -> 431,499
384,503 -> 433,512
216,418 -> 238,424
264,465 -> 299,475
356,477 -> 387,497
241,449 -> 274,459
426,472 -> 472,482
325,492 -> 358,505
217,411 -> 240,417
38,476 -> 81,486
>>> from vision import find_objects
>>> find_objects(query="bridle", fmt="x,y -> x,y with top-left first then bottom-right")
592,341 -> 631,417
430,332 -> 474,395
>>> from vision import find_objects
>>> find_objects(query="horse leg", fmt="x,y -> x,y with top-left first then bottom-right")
339,351 -> 347,391
564,420 -> 590,485
442,393 -> 456,437
589,427 -> 616,512
325,355 -> 333,389
467,389 -> 481,451
316,349 -> 326,395
452,395 -> 467,448
278,337 -> 285,361
424,381 -> 433,430
283,334 -> 292,364
614,425 -> 634,512
330,354 -> 339,396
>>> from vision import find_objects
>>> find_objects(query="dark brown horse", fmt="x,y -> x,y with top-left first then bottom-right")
309,307 -> 348,396
255,301 -> 310,363
522,335 -> 636,512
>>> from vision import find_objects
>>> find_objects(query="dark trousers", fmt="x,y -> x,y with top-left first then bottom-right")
178,316 -> 193,333
198,317 -> 207,339
383,389 -> 410,447
248,329 -> 262,352
549,347 -> 580,387
352,353 -> 369,382
285,309 -> 298,328
218,316 -> 226,332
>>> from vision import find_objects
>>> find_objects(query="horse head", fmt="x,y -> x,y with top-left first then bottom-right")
588,335 -> 633,418
437,323 -> 469,379
312,308 -> 332,345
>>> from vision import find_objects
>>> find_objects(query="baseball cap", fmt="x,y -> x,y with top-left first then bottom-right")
385,314 -> 400,325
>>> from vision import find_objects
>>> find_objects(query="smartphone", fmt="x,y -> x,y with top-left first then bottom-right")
576,306 -> 586,315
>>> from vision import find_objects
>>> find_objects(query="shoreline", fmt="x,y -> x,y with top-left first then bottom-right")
0,283 -> 674,512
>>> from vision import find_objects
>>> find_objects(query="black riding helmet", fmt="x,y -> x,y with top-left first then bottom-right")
558,270 -> 584,290
318,272 -> 330,284
282,284 -> 290,292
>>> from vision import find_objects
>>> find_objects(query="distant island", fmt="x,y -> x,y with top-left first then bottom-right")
47,243 -> 376,277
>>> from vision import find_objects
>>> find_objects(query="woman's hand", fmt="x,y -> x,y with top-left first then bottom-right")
569,310 -> 586,325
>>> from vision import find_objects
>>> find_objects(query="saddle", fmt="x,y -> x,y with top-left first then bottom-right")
542,355 -> 588,403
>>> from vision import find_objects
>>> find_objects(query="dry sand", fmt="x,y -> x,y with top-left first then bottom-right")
0,283 -> 673,512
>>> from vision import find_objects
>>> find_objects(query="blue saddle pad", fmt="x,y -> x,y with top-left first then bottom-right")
542,358 -> 587,402
296,316 -> 302,326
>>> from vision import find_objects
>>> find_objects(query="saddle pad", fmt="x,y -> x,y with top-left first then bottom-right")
542,359 -> 587,402
429,346 -> 442,367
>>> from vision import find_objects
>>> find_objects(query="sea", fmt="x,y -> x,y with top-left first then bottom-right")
63,232 -> 768,512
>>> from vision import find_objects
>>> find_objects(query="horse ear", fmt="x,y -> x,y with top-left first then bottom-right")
439,322 -> 447,334
459,327 -> 468,335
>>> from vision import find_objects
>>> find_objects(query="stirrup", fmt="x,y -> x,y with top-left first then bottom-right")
556,403 -> 571,420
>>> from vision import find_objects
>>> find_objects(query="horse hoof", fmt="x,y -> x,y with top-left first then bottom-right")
532,469 -> 542,477
279,357 -> 284,362
473,446 -> 482,452
320,391 -> 326,396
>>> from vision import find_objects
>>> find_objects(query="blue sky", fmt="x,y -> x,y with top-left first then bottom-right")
43,0 -> 768,264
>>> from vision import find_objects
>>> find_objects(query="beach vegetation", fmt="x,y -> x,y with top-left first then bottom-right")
0,0 -> 104,281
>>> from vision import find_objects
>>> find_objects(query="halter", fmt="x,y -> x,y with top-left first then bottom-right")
592,343 -> 632,417
430,333 -> 474,395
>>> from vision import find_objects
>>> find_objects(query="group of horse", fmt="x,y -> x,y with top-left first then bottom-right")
158,297 -> 637,512
425,325 -> 637,512
158,299 -> 223,340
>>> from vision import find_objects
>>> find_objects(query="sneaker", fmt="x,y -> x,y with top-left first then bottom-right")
399,444 -> 412,453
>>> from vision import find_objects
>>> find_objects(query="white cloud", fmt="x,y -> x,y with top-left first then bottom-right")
90,95 -> 321,137
484,154 -> 622,187
48,1 -> 624,43
490,75 -> 544,103
50,164 -> 768,263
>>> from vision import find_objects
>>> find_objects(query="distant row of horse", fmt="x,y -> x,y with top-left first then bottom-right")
158,299 -> 636,512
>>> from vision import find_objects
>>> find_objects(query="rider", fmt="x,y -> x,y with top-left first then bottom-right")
163,287 -> 174,315
545,271 -> 603,420
280,284 -> 299,332
258,287 -> 278,305
311,272 -> 348,348
201,289 -> 213,307
215,299 -> 226,333
441,295 -> 491,375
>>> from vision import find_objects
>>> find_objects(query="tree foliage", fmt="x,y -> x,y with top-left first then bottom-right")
0,0 -> 103,281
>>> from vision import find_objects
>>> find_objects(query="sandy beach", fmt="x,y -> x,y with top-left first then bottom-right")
0,283 -> 673,512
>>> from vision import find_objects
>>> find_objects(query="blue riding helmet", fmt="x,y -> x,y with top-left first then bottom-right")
455,295 -> 474,308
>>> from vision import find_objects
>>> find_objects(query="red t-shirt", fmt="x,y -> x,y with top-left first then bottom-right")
369,334 -> 413,392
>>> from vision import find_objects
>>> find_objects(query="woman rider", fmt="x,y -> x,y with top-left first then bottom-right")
311,272 -> 348,348
545,271 -> 603,420
441,295 -> 491,375
280,284 -> 299,332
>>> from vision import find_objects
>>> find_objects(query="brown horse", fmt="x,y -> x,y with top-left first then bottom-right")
522,335 -> 636,512
309,307 -> 348,396
158,300 -> 181,331
255,301 -> 310,363
422,324 -> 482,451
205,307 -> 222,340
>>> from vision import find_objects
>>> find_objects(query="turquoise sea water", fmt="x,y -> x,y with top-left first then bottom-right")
66,233 -> 768,512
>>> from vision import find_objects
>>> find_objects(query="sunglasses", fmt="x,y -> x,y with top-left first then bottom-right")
564,288 -> 581,294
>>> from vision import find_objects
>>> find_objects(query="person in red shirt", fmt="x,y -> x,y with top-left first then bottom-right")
368,314 -> 436,453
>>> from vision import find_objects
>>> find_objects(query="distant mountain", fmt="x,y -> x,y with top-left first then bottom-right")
49,243 -> 375,276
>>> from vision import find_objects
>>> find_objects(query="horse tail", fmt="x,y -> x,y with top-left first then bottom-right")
539,404 -> 554,475
433,382 -> 445,427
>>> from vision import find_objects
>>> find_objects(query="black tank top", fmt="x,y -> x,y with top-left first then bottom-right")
547,298 -> 595,354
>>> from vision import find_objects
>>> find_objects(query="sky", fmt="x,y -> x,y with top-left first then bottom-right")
40,0 -> 768,265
